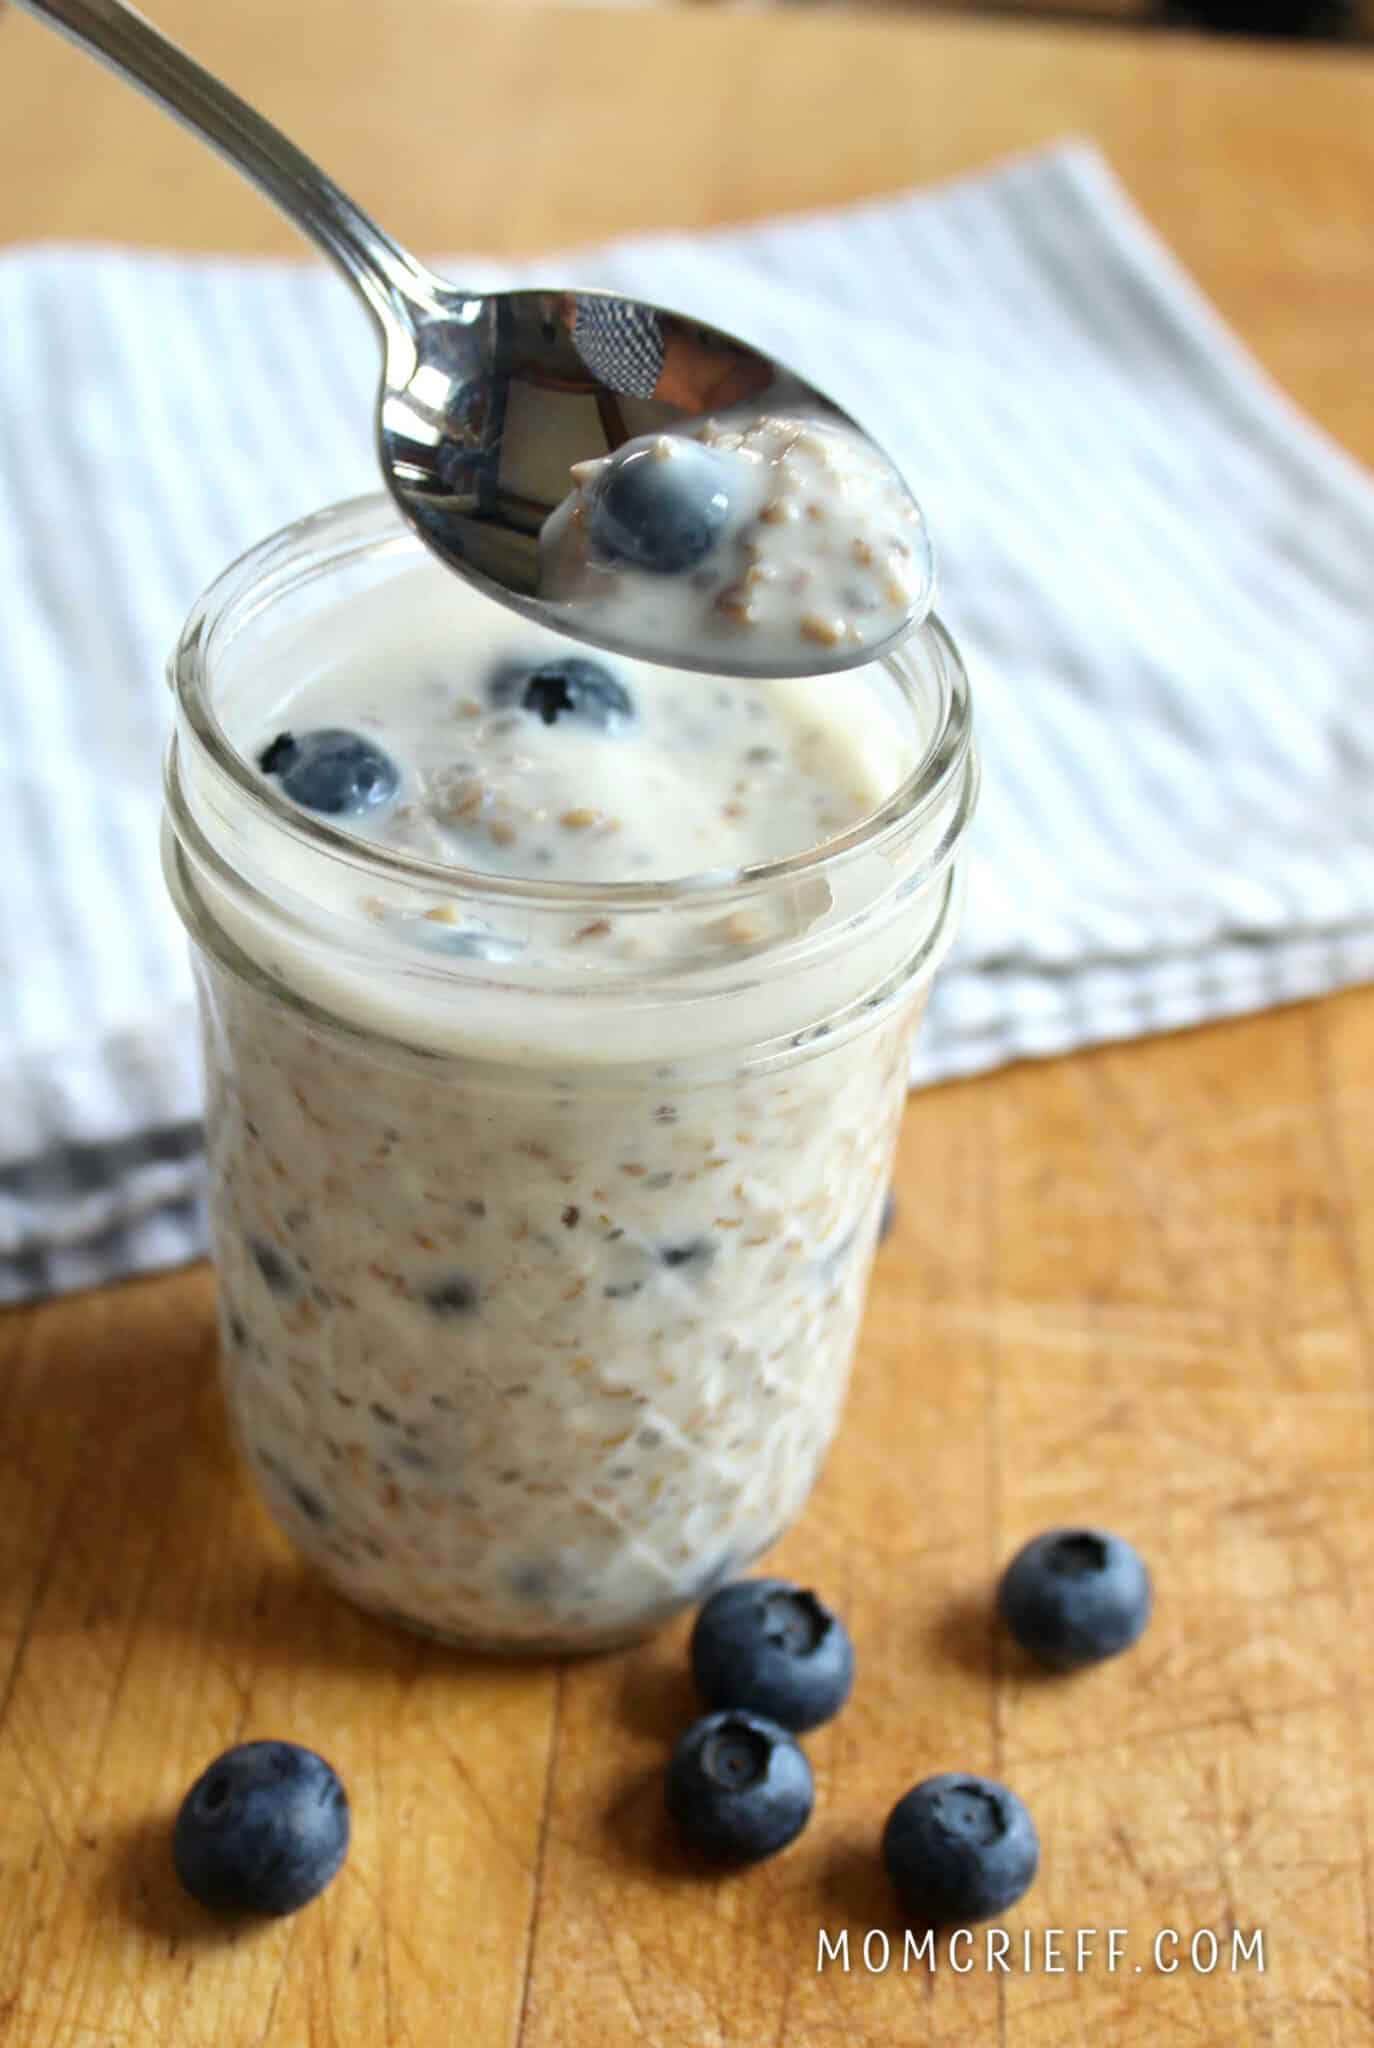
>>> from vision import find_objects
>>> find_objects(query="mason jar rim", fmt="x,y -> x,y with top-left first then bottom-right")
168,491 -> 976,918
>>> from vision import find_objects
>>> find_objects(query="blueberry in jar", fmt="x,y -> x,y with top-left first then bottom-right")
172,1740 -> 350,1916
257,728 -> 399,816
690,1578 -> 854,1731
665,1710 -> 813,1864
588,437 -> 732,574
997,1528 -> 1152,1670
489,656 -> 634,730
883,1774 -> 1039,1926
423,1273 -> 482,1317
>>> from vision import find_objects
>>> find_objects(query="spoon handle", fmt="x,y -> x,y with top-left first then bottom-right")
15,0 -> 438,333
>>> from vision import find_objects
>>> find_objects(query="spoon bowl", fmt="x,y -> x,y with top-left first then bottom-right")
381,283 -> 930,675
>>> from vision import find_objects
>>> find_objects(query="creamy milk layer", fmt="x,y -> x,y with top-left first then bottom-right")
183,555 -> 947,1650
251,618 -> 882,886
540,411 -> 933,673
193,566 -> 932,1067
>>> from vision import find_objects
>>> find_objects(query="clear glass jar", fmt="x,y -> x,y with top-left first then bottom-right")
162,493 -> 978,1653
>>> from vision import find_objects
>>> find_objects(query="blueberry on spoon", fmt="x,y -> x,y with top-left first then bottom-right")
588,437 -> 732,574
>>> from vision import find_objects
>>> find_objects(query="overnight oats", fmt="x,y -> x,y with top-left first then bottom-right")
163,493 -> 976,1652
540,411 -> 934,672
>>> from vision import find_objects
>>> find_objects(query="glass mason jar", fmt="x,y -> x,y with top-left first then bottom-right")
163,493 -> 978,1654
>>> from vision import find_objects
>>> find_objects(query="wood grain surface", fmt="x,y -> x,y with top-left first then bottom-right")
2,5 -> 1373,2043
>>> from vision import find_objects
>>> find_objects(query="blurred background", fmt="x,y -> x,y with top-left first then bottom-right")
593,0 -> 1371,37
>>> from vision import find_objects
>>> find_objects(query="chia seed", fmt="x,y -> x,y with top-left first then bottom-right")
661,1238 -> 716,1274
394,1442 -> 435,1472
249,1238 -> 295,1296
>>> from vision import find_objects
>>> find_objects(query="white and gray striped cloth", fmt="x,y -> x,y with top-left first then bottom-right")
3,140 -> 1373,1304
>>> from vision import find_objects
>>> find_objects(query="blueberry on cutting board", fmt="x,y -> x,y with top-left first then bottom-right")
690,1577 -> 855,1732
997,1528 -> 1152,1670
589,437 -> 732,573
666,1710 -> 814,1864
883,1774 -> 1039,1926
173,1740 -> 350,1915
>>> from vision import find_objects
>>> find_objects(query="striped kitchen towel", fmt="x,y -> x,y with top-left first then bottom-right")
3,140 -> 1373,1303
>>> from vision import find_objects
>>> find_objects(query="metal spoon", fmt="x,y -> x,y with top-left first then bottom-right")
17,0 -> 931,677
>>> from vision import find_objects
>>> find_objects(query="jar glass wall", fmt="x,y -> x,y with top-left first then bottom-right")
163,494 -> 978,1652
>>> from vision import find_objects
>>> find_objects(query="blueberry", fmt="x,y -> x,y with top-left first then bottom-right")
422,927 -> 524,964
288,1480 -> 328,1524
690,1578 -> 855,1732
665,1710 -> 813,1864
423,1274 -> 481,1317
589,437 -> 732,574
489,657 -> 633,730
883,1774 -> 1039,1926
257,728 -> 400,816
997,1528 -> 1152,1670
173,1740 -> 349,1916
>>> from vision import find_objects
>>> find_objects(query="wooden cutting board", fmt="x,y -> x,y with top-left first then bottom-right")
2,5 -> 1373,2041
